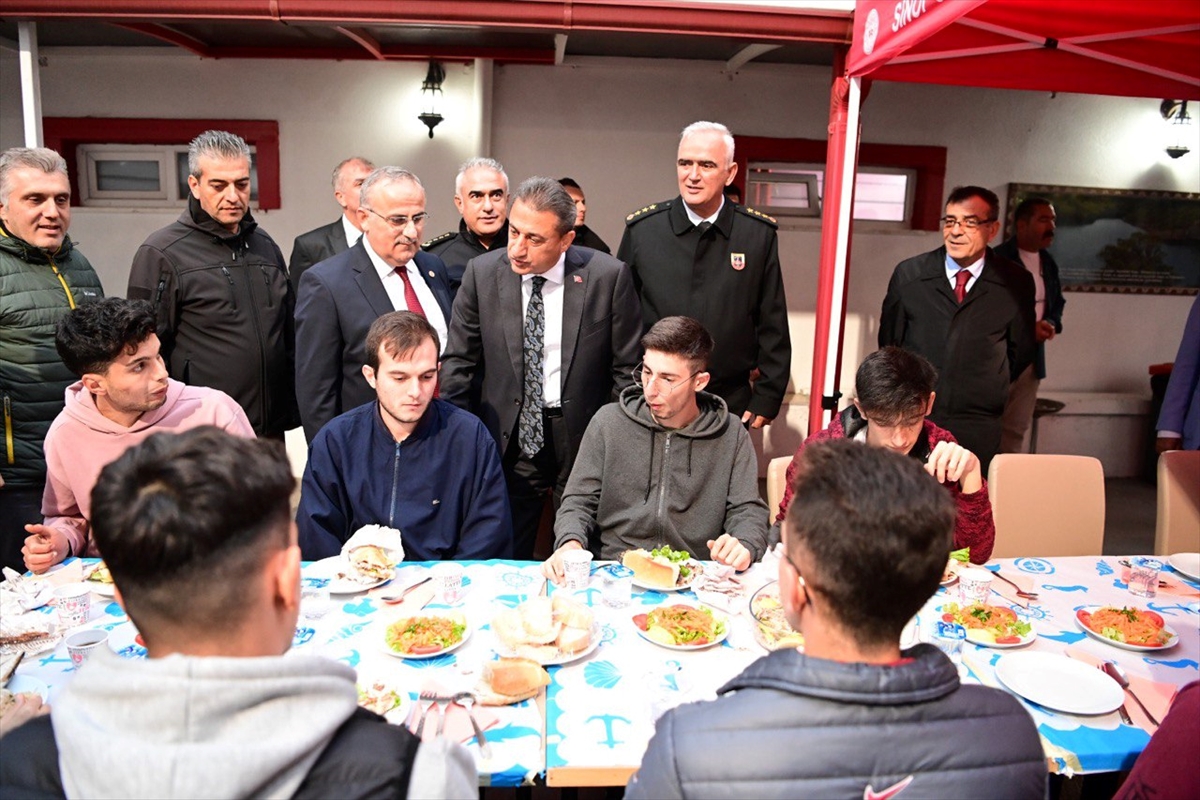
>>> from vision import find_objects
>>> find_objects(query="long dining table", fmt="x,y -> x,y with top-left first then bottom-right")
4,553 -> 1198,787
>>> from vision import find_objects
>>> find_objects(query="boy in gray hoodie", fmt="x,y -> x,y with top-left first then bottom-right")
543,316 -> 768,583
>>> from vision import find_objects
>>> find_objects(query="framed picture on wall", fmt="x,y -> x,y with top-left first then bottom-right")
1005,183 -> 1200,295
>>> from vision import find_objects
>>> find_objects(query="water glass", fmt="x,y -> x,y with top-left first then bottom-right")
599,564 -> 634,608
301,577 -> 331,619
1128,556 -> 1163,598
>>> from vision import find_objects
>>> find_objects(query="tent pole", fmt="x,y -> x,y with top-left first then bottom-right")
17,21 -> 43,147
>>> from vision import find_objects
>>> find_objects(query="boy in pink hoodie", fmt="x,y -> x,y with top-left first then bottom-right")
22,298 -> 253,572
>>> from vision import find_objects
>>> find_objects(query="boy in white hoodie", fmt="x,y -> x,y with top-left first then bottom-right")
22,297 -> 253,573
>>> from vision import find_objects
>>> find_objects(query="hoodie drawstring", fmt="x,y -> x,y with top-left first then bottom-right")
644,429 -> 655,503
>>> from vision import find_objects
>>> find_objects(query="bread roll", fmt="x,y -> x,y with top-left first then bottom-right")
482,658 -> 550,700
552,595 -> 594,630
555,625 -> 592,655
621,549 -> 679,589
519,596 -> 559,643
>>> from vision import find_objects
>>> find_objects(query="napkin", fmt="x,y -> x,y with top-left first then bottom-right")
989,570 -> 1034,609
406,680 -> 499,745
1119,567 -> 1200,600
0,568 -> 55,611
1064,646 -> 1178,734
372,583 -> 436,616
342,524 -> 405,564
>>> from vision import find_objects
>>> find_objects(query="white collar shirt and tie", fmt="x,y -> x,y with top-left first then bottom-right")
363,239 -> 448,354
520,256 -> 566,409
683,197 -> 724,228
944,253 -> 985,301
341,215 -> 363,249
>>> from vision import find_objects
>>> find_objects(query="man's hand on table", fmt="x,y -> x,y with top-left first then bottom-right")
542,540 -> 583,585
707,534 -> 752,571
21,525 -> 68,574
925,441 -> 982,494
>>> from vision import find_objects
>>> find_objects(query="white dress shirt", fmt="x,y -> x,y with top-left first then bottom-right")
363,239 -> 449,355
683,197 -> 724,228
521,255 -> 566,408
944,253 -> 985,295
341,215 -> 363,249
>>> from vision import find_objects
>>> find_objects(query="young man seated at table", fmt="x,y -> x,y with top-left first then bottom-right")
21,297 -> 254,574
0,428 -> 477,798
626,440 -> 1045,799
775,346 -> 995,563
542,316 -> 768,583
297,311 -> 513,561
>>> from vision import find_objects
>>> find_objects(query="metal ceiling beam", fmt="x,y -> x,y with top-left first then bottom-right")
554,33 -> 567,66
111,22 -> 212,56
334,26 -> 384,59
725,43 -> 781,71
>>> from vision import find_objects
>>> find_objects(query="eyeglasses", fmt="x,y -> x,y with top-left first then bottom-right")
941,215 -> 996,231
364,207 -> 430,230
632,361 -> 700,394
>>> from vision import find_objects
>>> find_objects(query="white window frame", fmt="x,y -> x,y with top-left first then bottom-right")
746,161 -> 917,230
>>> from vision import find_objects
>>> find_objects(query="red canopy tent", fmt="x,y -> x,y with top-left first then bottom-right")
808,0 -> 1200,434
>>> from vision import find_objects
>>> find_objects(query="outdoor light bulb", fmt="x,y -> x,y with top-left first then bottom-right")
1161,100 -> 1194,159
419,61 -> 446,139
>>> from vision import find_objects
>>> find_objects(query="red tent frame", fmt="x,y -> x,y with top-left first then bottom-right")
808,0 -> 1200,434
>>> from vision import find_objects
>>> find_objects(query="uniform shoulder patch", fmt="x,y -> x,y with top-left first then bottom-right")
624,201 -> 670,225
421,231 -> 455,250
737,206 -> 778,228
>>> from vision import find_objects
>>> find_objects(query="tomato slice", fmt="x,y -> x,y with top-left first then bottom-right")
1144,610 -> 1165,629
1077,609 -> 1092,628
995,635 -> 1021,644
406,643 -> 444,655
941,613 -> 955,623
633,614 -> 649,631
692,636 -> 708,646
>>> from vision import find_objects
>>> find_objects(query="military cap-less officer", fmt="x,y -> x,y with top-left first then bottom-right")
423,157 -> 510,292
617,122 -> 790,427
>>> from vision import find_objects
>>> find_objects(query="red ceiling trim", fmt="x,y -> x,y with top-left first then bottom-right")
334,26 -> 384,60
111,22 -> 213,57
43,117 -> 281,209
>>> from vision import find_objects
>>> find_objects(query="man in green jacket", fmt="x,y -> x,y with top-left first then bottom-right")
0,147 -> 103,571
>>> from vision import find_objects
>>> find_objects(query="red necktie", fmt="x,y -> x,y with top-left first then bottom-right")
397,267 -> 426,318
954,269 -> 971,303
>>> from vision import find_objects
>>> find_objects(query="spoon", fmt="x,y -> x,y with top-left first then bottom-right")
378,576 -> 432,605
1103,661 -> 1159,727
454,692 -> 492,758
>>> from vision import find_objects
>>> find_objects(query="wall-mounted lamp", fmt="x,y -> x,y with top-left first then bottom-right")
1160,99 -> 1192,159
418,61 -> 446,139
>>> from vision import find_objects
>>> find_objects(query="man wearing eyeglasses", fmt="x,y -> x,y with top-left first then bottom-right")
422,157 -> 509,293
295,167 -> 453,442
879,185 -> 1036,473
542,316 -> 768,583
441,177 -> 642,561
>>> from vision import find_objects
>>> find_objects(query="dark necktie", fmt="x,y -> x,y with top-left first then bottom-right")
518,276 -> 547,458
696,221 -> 712,234
954,269 -> 971,304
397,267 -> 426,318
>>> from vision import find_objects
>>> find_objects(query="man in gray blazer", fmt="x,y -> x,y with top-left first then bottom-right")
441,177 -> 642,560
288,157 -> 374,288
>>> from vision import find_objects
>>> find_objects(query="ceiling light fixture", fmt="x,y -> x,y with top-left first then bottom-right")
418,61 -> 446,139
1160,100 -> 1193,159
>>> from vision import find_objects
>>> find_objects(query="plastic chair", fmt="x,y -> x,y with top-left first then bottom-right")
988,454 -> 1105,558
1155,450 -> 1200,555
766,456 -> 792,523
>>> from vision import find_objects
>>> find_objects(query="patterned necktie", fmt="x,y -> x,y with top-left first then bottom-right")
518,276 -> 548,458
397,267 -> 426,318
954,269 -> 971,304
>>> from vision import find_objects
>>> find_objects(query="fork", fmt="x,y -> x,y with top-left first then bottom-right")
415,692 -> 437,739
434,694 -> 452,736
992,570 -> 1038,600
454,691 -> 492,758
1097,664 -> 1133,724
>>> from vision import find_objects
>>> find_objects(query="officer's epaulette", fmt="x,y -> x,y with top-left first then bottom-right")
736,205 -> 778,228
421,231 -> 455,250
624,201 -> 670,225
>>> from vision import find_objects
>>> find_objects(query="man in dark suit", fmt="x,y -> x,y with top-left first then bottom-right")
295,167 -> 452,442
879,185 -> 1036,473
288,157 -> 374,288
995,197 -> 1066,454
441,177 -> 643,560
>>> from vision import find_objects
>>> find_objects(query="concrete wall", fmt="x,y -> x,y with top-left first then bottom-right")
3,49 -> 1197,401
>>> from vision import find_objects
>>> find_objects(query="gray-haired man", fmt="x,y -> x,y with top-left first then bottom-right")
127,130 -> 298,439
288,156 -> 375,288
422,156 -> 510,292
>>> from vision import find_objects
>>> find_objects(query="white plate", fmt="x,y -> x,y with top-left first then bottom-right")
936,604 -> 1037,649
1075,606 -> 1179,652
357,682 -> 414,724
6,674 -> 49,701
310,556 -> 395,594
86,579 -> 116,597
379,616 -> 471,660
995,652 -> 1124,715
632,560 -> 704,592
495,623 -> 603,666
633,605 -> 729,651
1168,552 -> 1200,582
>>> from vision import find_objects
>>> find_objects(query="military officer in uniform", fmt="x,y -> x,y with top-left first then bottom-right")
617,121 -> 791,428
422,157 -> 509,292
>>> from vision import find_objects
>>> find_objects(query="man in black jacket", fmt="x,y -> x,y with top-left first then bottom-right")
995,197 -> 1066,454
879,185 -> 1036,473
127,130 -> 298,439
0,427 -> 476,799
422,156 -> 509,292
627,440 -> 1046,799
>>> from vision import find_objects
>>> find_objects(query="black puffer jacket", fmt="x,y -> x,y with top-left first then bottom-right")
0,226 -> 103,488
127,197 -> 298,436
627,644 -> 1047,799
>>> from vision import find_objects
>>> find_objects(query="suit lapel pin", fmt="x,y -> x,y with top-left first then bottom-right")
428,271 -> 435,278
731,253 -> 746,271
574,275 -> 583,283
